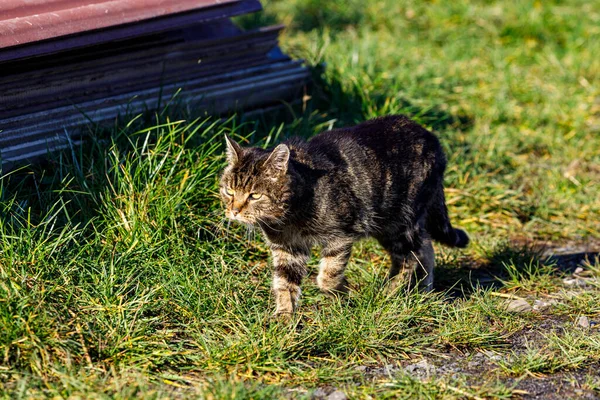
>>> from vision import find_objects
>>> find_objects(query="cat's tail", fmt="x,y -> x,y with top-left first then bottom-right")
426,187 -> 469,248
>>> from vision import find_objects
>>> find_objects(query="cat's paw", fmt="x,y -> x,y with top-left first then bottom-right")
272,310 -> 294,323
317,275 -> 349,296
384,274 -> 413,296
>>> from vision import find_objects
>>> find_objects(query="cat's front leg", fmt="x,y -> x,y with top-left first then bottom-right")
317,240 -> 353,295
271,246 -> 309,317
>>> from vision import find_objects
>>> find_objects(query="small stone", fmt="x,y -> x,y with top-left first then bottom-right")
563,278 -> 589,287
481,350 -> 503,361
533,299 -> 556,311
576,315 -> 590,329
574,267 -> 585,275
327,390 -> 347,400
312,388 -> 328,399
404,359 -> 436,377
503,298 -> 532,313
563,278 -> 575,286
354,365 -> 368,372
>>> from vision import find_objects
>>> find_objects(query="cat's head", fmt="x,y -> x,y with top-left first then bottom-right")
219,135 -> 292,225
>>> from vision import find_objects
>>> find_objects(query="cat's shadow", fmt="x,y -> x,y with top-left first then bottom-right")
434,241 -> 599,299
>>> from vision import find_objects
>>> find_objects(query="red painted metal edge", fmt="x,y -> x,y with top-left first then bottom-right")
0,0 -> 263,63
0,0 -> 238,48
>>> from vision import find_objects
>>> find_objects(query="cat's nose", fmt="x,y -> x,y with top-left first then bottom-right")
231,207 -> 240,216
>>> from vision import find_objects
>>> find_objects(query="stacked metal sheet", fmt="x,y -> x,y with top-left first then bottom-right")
0,0 -> 310,168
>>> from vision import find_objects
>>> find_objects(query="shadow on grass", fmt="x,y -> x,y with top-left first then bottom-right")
233,0 -> 367,33
320,65 -> 472,131
303,64 -> 474,133
0,59 -> 473,244
434,241 -> 600,299
235,0 -> 400,34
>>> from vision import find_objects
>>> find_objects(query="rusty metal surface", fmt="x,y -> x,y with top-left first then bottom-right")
0,0 -> 262,62
0,0 -> 237,48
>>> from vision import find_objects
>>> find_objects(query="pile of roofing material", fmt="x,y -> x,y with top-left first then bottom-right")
0,0 -> 310,168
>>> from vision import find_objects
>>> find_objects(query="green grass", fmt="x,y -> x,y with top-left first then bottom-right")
2,0 -> 600,398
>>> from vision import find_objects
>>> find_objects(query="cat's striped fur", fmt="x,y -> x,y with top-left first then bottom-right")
219,115 -> 469,316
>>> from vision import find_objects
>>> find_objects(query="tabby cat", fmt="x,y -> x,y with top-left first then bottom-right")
219,115 -> 469,317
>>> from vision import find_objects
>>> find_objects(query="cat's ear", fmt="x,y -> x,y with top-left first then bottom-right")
224,134 -> 242,164
264,144 -> 290,174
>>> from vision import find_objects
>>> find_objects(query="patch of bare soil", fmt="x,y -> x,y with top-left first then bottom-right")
341,349 -> 599,399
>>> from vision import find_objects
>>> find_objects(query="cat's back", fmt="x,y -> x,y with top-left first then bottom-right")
304,115 -> 442,166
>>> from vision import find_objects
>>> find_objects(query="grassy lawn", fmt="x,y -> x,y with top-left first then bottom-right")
1,0 -> 600,398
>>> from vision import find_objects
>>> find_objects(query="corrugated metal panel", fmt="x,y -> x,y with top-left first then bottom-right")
0,0 -> 311,169
0,22 -> 284,120
1,60 -> 309,166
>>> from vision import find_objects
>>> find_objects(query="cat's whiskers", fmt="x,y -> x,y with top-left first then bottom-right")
256,216 -> 283,232
214,219 -> 228,238
222,217 -> 234,237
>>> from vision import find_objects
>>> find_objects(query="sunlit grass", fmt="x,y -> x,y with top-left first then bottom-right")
1,0 -> 599,397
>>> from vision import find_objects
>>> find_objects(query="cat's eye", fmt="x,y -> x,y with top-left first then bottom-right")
225,188 -> 234,196
249,193 -> 262,200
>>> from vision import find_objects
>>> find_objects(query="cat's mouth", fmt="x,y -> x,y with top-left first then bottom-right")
226,211 -> 256,225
